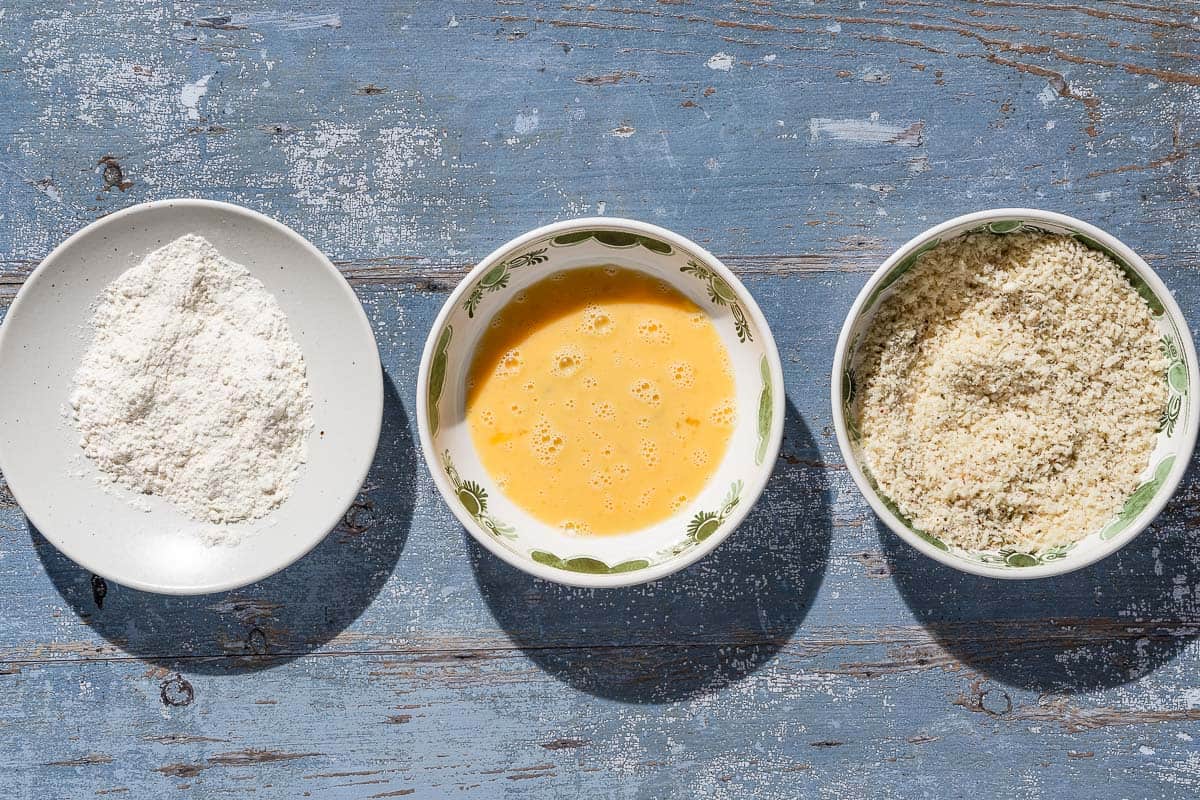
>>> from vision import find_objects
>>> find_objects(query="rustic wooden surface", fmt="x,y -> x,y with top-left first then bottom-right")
2,1 -> 1200,797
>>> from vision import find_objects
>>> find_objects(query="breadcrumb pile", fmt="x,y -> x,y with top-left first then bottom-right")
853,231 -> 1165,552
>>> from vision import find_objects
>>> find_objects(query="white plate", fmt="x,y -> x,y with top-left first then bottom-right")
0,199 -> 382,594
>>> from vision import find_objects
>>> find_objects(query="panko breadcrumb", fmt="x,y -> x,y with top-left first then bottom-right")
852,231 -> 1166,553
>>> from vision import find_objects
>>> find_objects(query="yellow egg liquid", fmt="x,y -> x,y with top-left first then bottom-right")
465,266 -> 736,536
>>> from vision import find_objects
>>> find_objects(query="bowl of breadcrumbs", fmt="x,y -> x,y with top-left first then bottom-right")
833,208 -> 1198,578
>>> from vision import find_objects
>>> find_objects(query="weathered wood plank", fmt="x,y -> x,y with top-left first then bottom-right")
1,1 -> 1199,798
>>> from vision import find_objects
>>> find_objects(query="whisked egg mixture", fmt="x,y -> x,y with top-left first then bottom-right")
466,266 -> 736,535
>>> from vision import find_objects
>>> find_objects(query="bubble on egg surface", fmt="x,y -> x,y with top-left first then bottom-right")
710,399 -> 736,427
580,304 -> 614,336
637,319 -> 671,345
690,448 -> 709,467
639,439 -> 660,467
587,469 -> 613,490
591,400 -> 616,421
668,361 -> 695,389
560,520 -> 592,536
496,348 -> 524,377
629,379 -> 662,407
551,345 -> 584,377
529,416 -> 566,464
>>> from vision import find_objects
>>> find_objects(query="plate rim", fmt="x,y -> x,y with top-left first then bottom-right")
0,198 -> 384,595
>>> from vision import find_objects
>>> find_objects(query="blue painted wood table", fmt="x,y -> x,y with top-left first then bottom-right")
2,2 -> 1199,797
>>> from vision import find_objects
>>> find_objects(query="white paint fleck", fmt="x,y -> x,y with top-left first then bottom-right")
704,157 -> 720,173
861,69 -> 891,85
907,155 -> 931,174
610,124 -> 636,138
706,52 -> 734,71
809,116 -> 921,146
763,53 -> 776,63
448,14 -> 459,27
1148,82 -> 1159,90
1141,746 -> 1157,756
203,12 -> 341,31
1038,84 -> 1058,108
514,109 -> 539,135
597,201 -> 606,215
1183,687 -> 1200,707
1045,120 -> 1056,130
826,22 -> 842,33
180,73 -> 212,121
1179,732 -> 1194,741
1095,191 -> 1112,202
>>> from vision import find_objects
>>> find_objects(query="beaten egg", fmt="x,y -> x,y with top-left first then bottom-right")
466,266 -> 736,535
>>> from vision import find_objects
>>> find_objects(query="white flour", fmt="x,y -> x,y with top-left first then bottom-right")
69,234 -> 314,526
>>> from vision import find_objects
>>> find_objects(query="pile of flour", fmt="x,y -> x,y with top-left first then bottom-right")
69,234 -> 314,525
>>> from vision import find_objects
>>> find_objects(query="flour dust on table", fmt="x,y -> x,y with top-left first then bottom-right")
68,234 -> 314,532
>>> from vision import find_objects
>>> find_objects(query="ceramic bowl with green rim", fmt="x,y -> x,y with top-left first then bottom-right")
417,218 -> 784,587
831,208 -> 1199,579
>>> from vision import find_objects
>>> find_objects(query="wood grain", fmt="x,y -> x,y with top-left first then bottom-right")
1,1 -> 1199,797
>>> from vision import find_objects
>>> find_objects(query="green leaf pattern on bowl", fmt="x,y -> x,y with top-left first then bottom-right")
427,325 -> 453,436
1101,455 -> 1176,541
463,247 -> 549,318
551,229 -> 674,254
977,543 -> 1076,567
685,480 -> 743,543
680,259 -> 753,342
755,355 -> 772,465
1160,335 -> 1188,436
442,450 -> 516,539
530,551 -> 652,575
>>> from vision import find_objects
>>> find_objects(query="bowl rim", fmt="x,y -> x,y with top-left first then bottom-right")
0,197 -> 384,595
830,207 -> 1200,579
416,216 -> 785,588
